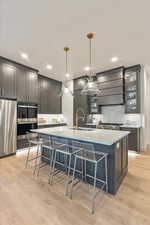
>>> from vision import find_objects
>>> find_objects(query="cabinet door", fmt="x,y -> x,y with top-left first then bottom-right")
26,71 -> 38,103
98,95 -> 124,105
0,61 -> 16,98
120,127 -> 138,151
47,78 -> 54,114
74,90 -> 88,125
74,90 -> 88,113
74,77 -> 87,90
97,68 -> 123,83
52,80 -> 61,114
16,65 -> 27,102
38,76 -> 48,114
125,65 -> 141,113
47,79 -> 62,114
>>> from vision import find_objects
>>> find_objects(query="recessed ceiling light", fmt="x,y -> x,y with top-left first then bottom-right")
84,66 -> 90,71
46,64 -> 53,70
65,73 -> 70,78
111,56 -> 118,63
21,53 -> 28,59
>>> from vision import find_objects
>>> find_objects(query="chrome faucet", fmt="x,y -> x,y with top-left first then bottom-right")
75,108 -> 85,128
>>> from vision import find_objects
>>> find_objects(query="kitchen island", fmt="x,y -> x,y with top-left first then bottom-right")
31,126 -> 129,195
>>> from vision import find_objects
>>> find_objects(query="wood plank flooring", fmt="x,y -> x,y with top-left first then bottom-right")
0,148 -> 150,225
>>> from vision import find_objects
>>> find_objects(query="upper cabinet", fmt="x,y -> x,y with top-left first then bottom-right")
26,70 -> 38,103
16,65 -> 38,103
96,67 -> 124,106
74,77 -> 87,91
124,65 -> 141,113
0,57 -> 38,103
38,75 -> 62,114
0,58 -> 16,98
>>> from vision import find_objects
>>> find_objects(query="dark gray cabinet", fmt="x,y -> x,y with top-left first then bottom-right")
88,96 -> 101,114
74,77 -> 87,90
96,67 -> 124,106
120,127 -> 140,152
38,75 -> 62,114
125,65 -> 141,113
16,66 -> 38,103
0,56 -> 38,103
115,139 -> 128,184
73,89 -> 88,125
0,59 -> 16,98
15,65 -> 26,101
97,95 -> 123,105
73,77 -> 101,118
97,68 -> 123,83
26,71 -> 38,103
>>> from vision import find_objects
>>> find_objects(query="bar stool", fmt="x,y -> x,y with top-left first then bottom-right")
36,135 -> 55,178
70,142 -> 108,214
49,137 -> 81,196
25,132 -> 43,174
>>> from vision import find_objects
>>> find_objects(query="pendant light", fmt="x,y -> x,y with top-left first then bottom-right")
81,33 -> 101,96
60,47 -> 73,96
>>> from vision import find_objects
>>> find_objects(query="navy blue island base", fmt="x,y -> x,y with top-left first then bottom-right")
32,128 -> 129,195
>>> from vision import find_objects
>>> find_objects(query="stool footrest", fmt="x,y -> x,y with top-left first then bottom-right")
27,155 -> 42,162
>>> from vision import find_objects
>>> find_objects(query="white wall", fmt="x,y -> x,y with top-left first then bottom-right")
143,66 -> 150,149
62,80 -> 74,126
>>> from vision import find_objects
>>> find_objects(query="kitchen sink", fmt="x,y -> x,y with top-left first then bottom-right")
69,127 -> 94,131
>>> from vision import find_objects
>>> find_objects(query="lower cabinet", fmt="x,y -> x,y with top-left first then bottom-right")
120,127 -> 140,152
115,138 -> 128,185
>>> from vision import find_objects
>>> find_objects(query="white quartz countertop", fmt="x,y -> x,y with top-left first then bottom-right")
38,122 -> 66,126
31,126 -> 129,146
120,124 -> 141,128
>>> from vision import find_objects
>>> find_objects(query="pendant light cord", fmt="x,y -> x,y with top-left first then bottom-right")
66,50 -> 68,74
90,38 -> 92,77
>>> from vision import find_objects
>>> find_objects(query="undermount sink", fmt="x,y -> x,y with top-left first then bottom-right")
69,127 -> 94,131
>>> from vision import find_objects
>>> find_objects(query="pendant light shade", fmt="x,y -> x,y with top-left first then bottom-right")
59,47 -> 73,97
81,33 -> 101,96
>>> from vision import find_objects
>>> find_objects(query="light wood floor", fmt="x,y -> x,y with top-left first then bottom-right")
0,148 -> 150,225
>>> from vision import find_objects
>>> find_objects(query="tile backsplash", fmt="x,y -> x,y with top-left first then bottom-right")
102,105 -> 124,123
38,114 -> 66,124
88,105 -> 142,126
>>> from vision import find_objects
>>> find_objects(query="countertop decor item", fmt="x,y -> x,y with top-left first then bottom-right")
81,33 -> 101,96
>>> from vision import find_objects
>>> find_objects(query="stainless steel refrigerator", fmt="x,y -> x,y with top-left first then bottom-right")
0,98 -> 17,157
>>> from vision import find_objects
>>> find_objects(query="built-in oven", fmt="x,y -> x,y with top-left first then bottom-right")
28,106 -> 38,119
17,103 -> 38,123
17,104 -> 28,121
17,102 -> 38,150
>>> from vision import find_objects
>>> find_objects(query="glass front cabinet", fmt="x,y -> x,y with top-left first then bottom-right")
88,96 -> 101,114
125,65 -> 141,113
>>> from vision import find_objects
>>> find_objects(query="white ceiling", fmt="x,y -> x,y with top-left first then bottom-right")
0,0 -> 150,81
